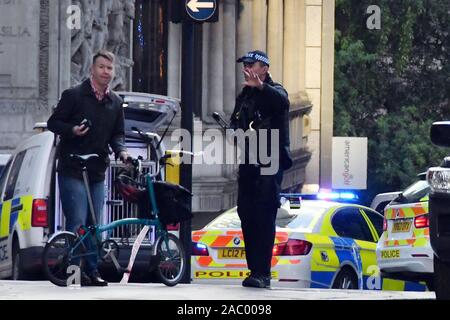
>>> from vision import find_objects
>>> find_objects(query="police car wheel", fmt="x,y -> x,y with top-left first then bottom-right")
332,268 -> 358,290
433,255 -> 450,300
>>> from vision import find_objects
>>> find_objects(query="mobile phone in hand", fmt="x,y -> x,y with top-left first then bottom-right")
80,119 -> 92,128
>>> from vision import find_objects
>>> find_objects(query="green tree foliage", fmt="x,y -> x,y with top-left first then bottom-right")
334,0 -> 450,204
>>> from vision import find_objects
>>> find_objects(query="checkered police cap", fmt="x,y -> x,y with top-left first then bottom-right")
236,50 -> 270,66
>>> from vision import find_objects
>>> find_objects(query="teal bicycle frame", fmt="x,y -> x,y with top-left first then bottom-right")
69,173 -> 168,264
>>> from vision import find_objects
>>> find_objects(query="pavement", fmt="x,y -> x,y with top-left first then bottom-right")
0,280 -> 436,300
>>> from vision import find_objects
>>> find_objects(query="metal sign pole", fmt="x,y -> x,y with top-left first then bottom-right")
179,20 -> 194,284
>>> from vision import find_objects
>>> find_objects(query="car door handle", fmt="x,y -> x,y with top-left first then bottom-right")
11,204 -> 23,212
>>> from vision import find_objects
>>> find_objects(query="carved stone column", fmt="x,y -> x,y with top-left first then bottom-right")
252,0 -> 267,51
236,0 -> 253,89
283,0 -> 306,105
267,0 -> 284,82
204,1 -> 224,117
223,0 -> 236,116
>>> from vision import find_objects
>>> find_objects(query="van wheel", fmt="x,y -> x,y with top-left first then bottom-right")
434,255 -> 450,300
332,268 -> 358,289
12,241 -> 26,280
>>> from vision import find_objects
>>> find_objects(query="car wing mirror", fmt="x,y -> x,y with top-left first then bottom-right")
430,121 -> 450,147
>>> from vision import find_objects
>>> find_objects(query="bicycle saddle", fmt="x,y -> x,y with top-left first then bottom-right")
69,153 -> 99,162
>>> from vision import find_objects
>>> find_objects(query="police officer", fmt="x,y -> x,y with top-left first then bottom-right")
230,50 -> 292,288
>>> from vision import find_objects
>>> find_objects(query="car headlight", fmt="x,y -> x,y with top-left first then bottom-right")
427,167 -> 450,193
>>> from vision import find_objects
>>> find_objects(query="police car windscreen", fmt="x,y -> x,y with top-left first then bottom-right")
277,205 -> 327,230
402,180 -> 430,203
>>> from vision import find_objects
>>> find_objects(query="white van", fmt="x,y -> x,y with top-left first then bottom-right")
0,92 -> 179,280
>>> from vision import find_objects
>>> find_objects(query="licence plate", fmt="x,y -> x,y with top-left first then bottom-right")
218,248 -> 246,259
392,221 -> 412,233
194,270 -> 279,279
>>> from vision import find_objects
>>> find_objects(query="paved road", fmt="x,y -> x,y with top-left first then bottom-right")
0,280 -> 435,300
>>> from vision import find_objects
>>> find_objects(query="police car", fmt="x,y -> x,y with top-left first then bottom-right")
376,178 -> 433,288
191,193 -> 427,291
0,92 -> 179,280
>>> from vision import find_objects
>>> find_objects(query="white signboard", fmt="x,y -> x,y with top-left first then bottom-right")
332,137 -> 367,190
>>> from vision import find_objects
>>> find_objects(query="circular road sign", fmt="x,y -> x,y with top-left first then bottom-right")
185,0 -> 217,22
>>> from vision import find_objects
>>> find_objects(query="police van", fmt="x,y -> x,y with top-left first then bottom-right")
0,92 -> 179,280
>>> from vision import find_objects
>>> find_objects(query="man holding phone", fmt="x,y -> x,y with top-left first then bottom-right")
47,50 -> 129,286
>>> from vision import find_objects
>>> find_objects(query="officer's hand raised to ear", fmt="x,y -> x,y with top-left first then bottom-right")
243,69 -> 264,90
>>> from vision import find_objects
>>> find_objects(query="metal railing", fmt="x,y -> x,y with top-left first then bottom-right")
105,162 -> 155,245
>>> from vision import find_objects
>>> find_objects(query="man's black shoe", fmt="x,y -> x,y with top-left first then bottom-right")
80,271 -> 108,287
86,271 -> 108,287
242,274 -> 271,288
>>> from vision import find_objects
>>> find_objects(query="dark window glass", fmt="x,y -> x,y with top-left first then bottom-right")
332,207 -> 374,242
133,0 -> 168,95
3,151 -> 26,201
0,158 -> 13,198
362,208 -> 384,238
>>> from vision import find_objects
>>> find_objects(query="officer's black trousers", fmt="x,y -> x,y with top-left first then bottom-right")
237,165 -> 283,277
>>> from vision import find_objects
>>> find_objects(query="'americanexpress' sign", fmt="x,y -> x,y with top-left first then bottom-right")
332,137 -> 368,190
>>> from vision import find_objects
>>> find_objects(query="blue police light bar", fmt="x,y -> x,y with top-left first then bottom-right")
280,191 -> 359,204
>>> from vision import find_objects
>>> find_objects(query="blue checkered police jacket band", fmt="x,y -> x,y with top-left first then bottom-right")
244,53 -> 270,66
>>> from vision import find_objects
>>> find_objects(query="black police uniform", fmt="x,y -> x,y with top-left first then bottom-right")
230,73 -> 292,280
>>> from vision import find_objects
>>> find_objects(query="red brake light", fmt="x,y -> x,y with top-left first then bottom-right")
273,239 -> 312,256
32,199 -> 48,227
192,242 -> 209,256
383,218 -> 387,231
414,215 -> 429,229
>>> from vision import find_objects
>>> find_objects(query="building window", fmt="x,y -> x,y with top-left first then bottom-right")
133,0 -> 168,94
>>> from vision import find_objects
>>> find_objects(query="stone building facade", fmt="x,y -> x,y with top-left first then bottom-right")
0,0 -> 335,226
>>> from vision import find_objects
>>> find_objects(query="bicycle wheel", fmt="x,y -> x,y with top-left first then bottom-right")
154,233 -> 186,286
42,232 -> 84,287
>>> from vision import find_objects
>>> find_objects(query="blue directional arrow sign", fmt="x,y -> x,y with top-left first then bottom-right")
185,0 -> 217,22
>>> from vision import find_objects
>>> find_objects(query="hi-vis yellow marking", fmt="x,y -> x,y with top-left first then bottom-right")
194,270 -> 278,279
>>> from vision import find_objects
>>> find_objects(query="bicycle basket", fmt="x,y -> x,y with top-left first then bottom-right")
151,181 -> 193,225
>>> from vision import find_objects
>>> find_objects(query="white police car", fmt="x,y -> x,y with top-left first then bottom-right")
376,178 -> 433,288
192,193 -> 427,291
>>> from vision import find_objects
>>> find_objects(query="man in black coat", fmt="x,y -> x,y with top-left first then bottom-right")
230,50 -> 292,288
47,50 -> 129,286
